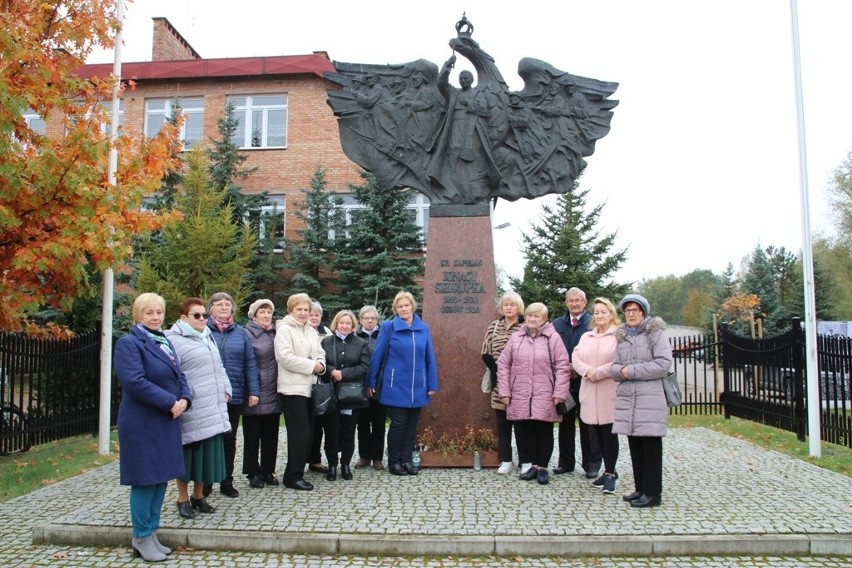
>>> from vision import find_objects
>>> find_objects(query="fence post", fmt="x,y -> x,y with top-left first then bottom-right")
791,317 -> 806,441
721,322 -> 731,420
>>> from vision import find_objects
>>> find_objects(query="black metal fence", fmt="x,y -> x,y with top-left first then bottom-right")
670,319 -> 852,448
0,327 -> 117,455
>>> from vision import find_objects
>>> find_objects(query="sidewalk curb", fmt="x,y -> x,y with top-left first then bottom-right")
34,524 -> 852,557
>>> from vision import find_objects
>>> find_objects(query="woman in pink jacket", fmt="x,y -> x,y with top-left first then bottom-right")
572,297 -> 621,495
497,302 -> 570,485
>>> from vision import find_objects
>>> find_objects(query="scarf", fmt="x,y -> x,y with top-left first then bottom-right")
138,324 -> 175,363
211,315 -> 233,332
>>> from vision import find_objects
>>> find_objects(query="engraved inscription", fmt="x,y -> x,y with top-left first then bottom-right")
436,259 -> 486,314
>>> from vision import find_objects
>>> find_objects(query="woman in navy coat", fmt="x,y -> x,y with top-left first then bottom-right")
366,291 -> 438,476
115,293 -> 192,562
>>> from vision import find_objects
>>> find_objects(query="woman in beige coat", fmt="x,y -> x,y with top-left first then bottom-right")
275,293 -> 326,491
572,297 -> 620,495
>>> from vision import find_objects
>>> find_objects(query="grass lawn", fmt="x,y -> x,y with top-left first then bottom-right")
0,433 -> 118,503
0,416 -> 848,503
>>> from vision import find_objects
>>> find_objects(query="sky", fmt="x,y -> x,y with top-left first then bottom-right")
87,0 -> 852,285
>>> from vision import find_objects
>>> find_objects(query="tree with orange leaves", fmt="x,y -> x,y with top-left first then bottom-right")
0,1 -> 180,330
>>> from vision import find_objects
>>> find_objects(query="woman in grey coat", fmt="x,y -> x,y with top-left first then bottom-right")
610,294 -> 672,508
243,299 -> 282,488
165,298 -> 232,519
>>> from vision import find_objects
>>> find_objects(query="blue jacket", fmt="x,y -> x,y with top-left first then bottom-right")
366,315 -> 438,408
115,325 -> 192,486
207,320 -> 260,407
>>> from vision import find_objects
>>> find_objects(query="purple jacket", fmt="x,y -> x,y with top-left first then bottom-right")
497,321 -> 571,422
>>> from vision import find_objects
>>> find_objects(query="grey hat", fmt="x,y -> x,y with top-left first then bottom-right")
618,294 -> 650,317
247,298 -> 275,320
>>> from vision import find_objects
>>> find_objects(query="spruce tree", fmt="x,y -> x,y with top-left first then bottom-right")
284,166 -> 347,313
741,245 -> 786,335
336,170 -> 425,316
207,98 -> 266,225
509,185 -> 630,318
135,148 -> 256,323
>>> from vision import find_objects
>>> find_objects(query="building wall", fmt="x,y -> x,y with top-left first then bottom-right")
116,72 -> 362,239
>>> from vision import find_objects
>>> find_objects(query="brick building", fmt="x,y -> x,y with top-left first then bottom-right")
75,17 -> 429,244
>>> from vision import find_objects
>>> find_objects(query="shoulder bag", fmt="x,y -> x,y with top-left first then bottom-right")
311,376 -> 337,416
662,370 -> 682,407
331,337 -> 369,409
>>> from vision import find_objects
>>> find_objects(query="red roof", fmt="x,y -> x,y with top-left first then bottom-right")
78,53 -> 336,81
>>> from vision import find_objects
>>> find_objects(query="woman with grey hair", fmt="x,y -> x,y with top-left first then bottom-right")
611,294 -> 672,508
308,300 -> 334,475
204,291 -> 260,498
354,305 -> 386,470
481,291 -> 524,474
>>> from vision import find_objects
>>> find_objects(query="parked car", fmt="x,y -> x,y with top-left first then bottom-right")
743,365 -> 851,402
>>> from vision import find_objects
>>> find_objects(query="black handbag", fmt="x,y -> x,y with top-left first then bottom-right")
337,381 -> 369,409
547,339 -> 576,415
311,377 -> 337,416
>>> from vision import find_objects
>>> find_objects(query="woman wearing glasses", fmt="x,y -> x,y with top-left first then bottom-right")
206,292 -> 260,498
165,297 -> 232,519
611,294 -> 672,508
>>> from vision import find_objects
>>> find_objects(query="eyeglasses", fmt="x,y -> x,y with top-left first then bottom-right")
189,313 -> 209,320
623,308 -> 643,315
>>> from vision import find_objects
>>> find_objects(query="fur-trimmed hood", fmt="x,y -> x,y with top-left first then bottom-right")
615,316 -> 667,341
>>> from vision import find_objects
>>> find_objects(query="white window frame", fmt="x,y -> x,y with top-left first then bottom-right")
335,192 -> 429,246
258,196 -> 287,253
23,109 -> 46,135
228,94 -> 288,149
144,97 -> 204,148
99,99 -> 124,136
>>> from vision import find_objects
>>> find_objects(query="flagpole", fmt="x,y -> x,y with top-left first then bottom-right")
789,0 -> 820,458
99,0 -> 126,455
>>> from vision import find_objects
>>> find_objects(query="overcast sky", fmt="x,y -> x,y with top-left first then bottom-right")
88,0 -> 852,284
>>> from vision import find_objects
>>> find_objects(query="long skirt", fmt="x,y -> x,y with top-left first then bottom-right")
179,434 -> 226,483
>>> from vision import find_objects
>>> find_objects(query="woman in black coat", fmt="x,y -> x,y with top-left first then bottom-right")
319,310 -> 371,480
243,299 -> 282,488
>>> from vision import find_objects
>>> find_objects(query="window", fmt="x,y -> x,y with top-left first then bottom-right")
336,192 -> 429,246
23,109 -> 46,135
101,99 -> 124,135
229,95 -> 288,149
257,196 -> 286,252
145,98 -> 204,148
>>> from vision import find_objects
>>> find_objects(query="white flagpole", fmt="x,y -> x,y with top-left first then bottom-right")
98,0 -> 126,455
789,0 -> 821,458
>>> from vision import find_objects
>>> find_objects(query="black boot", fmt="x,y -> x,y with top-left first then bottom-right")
220,479 -> 239,498
326,466 -> 337,481
341,464 -> 353,480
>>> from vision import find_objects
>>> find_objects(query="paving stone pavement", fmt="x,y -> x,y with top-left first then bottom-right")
1,427 -> 849,566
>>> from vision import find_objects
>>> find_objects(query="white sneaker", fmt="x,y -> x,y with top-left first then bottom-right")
497,461 -> 514,475
520,462 -> 532,474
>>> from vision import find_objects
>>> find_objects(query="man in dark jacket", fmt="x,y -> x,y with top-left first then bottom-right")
552,287 -> 602,478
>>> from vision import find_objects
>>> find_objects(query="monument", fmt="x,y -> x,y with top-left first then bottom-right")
326,14 -> 618,462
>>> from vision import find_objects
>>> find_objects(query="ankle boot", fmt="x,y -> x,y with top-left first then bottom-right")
150,532 -> 172,555
132,535 -> 167,562
341,464 -> 353,480
326,466 -> 337,481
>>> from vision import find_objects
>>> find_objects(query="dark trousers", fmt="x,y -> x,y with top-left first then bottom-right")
589,422 -> 619,475
514,419 -> 554,468
309,414 -> 338,466
223,405 -> 241,482
495,409 -> 514,463
627,435 -> 663,496
557,379 -> 602,473
241,413 -> 279,476
280,394 -> 313,484
356,399 -> 387,461
385,406 -> 421,466
337,412 -> 358,466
